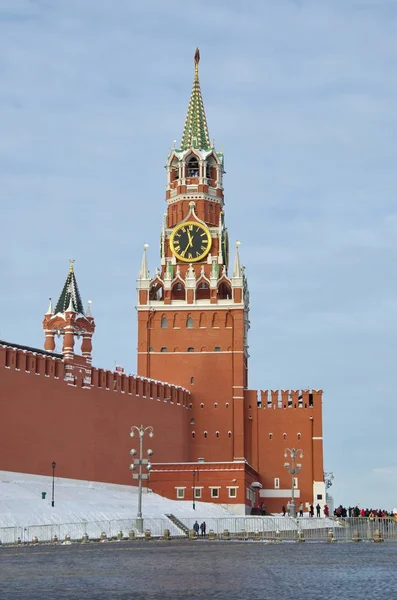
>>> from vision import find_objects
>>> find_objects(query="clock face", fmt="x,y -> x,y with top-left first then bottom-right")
170,221 -> 212,263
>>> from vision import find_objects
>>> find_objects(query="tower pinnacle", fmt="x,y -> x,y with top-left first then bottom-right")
232,241 -> 242,279
54,262 -> 85,315
180,48 -> 211,151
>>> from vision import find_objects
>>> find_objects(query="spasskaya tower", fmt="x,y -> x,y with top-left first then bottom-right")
136,48 -> 250,463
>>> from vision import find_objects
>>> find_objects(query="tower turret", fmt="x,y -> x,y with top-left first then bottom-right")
42,260 -> 95,363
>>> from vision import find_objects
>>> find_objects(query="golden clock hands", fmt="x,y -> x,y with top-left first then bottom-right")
187,231 -> 194,248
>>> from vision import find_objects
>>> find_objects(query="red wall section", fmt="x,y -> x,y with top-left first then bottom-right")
137,308 -> 246,464
0,345 -> 191,484
244,389 -> 324,512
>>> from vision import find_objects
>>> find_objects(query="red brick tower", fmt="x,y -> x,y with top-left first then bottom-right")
137,49 -> 250,463
43,260 -> 95,364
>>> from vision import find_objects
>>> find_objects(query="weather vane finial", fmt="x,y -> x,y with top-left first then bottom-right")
194,47 -> 200,79
69,258 -> 75,273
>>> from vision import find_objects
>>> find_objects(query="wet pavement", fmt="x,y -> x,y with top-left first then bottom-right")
1,539 -> 397,599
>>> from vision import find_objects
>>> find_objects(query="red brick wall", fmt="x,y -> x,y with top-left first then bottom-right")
0,345 -> 191,484
244,389 -> 324,512
137,307 -> 246,463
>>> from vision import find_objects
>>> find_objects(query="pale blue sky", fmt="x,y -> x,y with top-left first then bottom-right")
1,0 -> 396,509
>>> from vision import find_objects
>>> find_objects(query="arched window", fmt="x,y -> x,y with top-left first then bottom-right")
187,347 -> 194,352
218,282 -> 232,300
204,431 -> 208,438
200,403 -> 204,408
149,282 -> 164,301
283,433 -> 287,440
216,431 -> 220,438
206,158 -> 216,183
297,433 -> 301,440
190,377 -> 194,384
214,346 -> 221,352
161,316 -> 167,328
212,313 -> 219,328
196,281 -> 210,300
160,347 -> 167,353
199,313 -> 206,328
187,316 -> 194,328
173,314 -> 180,328
171,161 -> 179,182
187,156 -> 199,177
225,312 -> 232,328
172,282 -> 185,301
225,403 -> 229,408
228,431 -> 232,438
214,403 -> 218,408
269,433 -> 273,440
192,431 -> 195,438
148,347 -> 153,353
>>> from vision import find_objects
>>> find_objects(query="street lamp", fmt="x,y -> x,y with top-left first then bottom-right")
284,448 -> 303,518
51,461 -> 56,507
192,469 -> 200,510
324,471 -> 334,492
130,425 -> 154,533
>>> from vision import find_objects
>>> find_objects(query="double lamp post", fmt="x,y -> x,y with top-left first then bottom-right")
284,447 -> 303,518
130,425 -> 154,532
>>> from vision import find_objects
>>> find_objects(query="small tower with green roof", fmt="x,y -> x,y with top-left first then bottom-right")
42,260 -> 95,363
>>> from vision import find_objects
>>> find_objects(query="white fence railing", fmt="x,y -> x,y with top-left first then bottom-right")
0,517 -> 396,544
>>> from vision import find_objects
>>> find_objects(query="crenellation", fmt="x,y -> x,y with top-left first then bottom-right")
259,389 -> 323,409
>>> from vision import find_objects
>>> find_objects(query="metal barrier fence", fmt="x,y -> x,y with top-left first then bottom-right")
176,516 -> 397,542
0,518 -> 177,544
0,517 -> 396,544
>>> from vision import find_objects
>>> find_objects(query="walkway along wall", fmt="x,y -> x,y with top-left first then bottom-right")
0,343 -> 191,485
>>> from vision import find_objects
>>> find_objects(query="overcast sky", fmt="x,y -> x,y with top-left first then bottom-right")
1,0 -> 396,510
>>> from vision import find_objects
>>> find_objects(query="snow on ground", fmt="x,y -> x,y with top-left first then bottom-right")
0,471 -> 235,528
0,471 -> 337,544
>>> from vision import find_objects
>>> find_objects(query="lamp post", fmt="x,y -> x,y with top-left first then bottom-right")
192,470 -> 199,510
51,461 -> 56,507
324,471 -> 334,492
284,448 -> 303,518
130,425 -> 154,533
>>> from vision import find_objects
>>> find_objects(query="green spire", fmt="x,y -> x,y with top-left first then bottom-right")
180,48 -> 211,151
53,259 -> 85,315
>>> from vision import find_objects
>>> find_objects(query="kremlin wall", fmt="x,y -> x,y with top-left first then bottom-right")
0,50 -> 325,514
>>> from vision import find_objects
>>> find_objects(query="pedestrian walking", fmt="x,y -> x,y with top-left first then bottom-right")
299,502 -> 303,517
309,504 -> 314,518
316,503 -> 321,517
282,504 -> 286,516
193,521 -> 199,536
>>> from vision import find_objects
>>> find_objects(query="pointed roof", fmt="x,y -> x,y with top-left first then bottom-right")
53,260 -> 85,315
45,297 -> 53,315
180,48 -> 211,152
138,244 -> 150,280
232,242 -> 242,279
